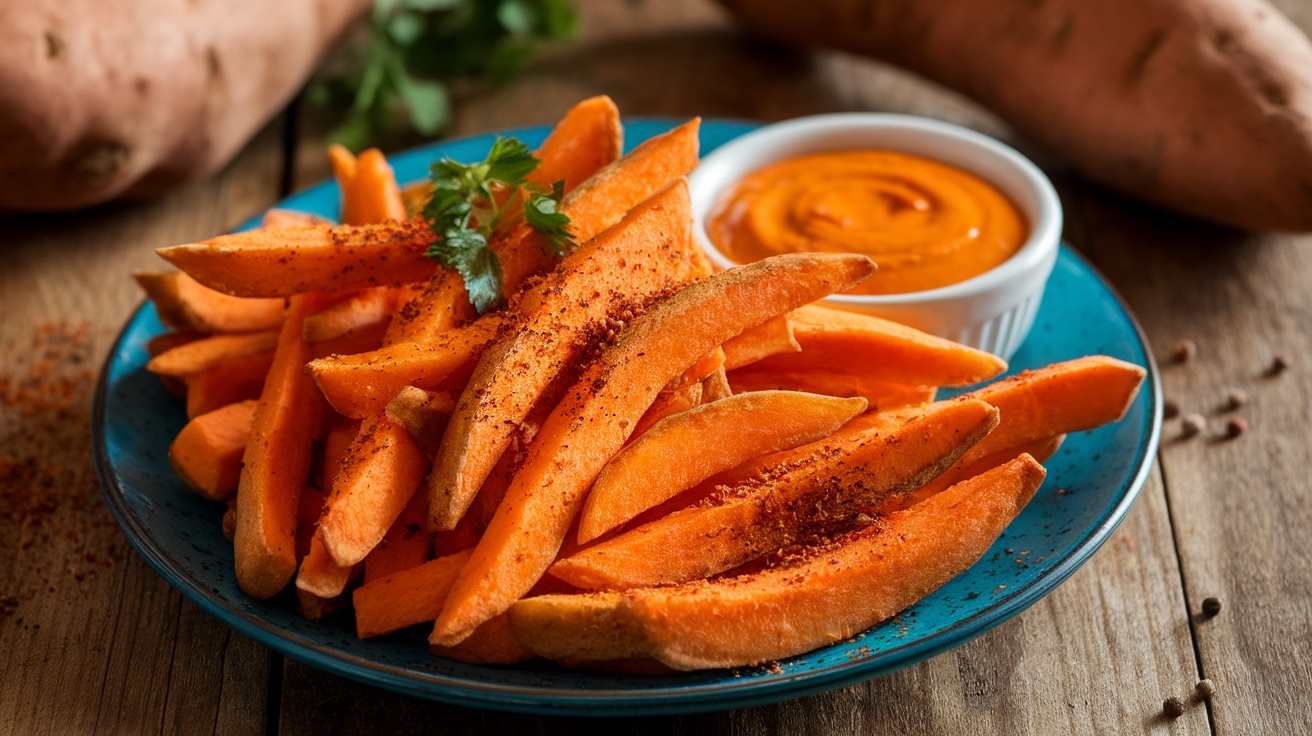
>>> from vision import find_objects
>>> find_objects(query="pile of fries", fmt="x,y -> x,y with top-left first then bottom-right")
138,97 -> 1146,671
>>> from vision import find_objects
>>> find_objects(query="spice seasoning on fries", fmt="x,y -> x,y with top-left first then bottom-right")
134,97 -> 1148,670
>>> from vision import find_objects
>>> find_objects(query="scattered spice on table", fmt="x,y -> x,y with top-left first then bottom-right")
1201,596 -> 1222,618
1269,354 -> 1289,375
1181,413 -> 1206,438
1163,399 -> 1180,420
1196,679 -> 1217,698
1171,339 -> 1197,364
1162,696 -> 1186,718
1223,417 -> 1248,439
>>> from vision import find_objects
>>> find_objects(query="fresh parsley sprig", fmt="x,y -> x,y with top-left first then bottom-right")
423,136 -> 574,312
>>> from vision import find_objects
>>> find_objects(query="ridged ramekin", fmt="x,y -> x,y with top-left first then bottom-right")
688,114 -> 1061,360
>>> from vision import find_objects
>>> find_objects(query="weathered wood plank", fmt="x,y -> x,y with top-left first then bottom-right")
0,119 -> 286,735
1073,192 -> 1312,735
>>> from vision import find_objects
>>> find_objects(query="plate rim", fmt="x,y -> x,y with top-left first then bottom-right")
92,119 -> 1163,716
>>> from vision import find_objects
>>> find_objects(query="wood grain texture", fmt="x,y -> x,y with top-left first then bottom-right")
0,119 -> 286,735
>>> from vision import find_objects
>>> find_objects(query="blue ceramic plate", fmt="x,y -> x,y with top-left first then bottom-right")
94,120 -> 1162,716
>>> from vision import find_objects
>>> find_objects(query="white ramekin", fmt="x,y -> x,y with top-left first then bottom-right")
689,114 -> 1061,360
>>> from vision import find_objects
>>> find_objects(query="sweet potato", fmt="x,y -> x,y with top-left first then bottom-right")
0,0 -> 372,211
363,489 -> 432,584
715,0 -> 1312,231
429,253 -> 876,646
431,614 -> 534,665
884,434 -> 1065,513
169,400 -> 256,502
333,146 -> 407,226
156,220 -> 438,298
307,315 -> 502,420
384,96 -> 624,344
511,455 -> 1045,669
727,367 -> 936,410
761,304 -> 1007,387
721,314 -> 800,371
578,391 -> 868,543
234,293 -> 330,600
427,180 -> 701,531
629,381 -> 703,441
383,387 -> 457,459
146,329 -> 279,377
184,349 -> 274,419
135,272 -> 285,333
354,550 -> 472,639
551,398 -> 997,590
317,416 -> 431,568
302,287 -> 403,343
700,367 -> 733,402
295,531 -> 356,600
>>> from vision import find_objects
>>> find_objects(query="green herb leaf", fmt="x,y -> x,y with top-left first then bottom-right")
483,137 -> 539,188
524,180 -> 573,257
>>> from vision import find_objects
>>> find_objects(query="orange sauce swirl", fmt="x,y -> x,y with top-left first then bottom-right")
705,150 -> 1028,295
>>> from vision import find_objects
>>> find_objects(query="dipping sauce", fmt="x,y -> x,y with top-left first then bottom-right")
705,150 -> 1028,295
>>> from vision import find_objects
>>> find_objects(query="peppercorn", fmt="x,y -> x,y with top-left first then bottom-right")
1163,697 -> 1185,718
1223,389 -> 1247,411
1270,355 -> 1289,375
1171,339 -> 1197,363
1181,413 -> 1206,438
1196,679 -> 1216,698
1163,400 -> 1180,420
1224,417 -> 1247,439
1201,597 -> 1222,617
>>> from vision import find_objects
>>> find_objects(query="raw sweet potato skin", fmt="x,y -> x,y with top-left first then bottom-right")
0,0 -> 372,211
716,0 -> 1312,231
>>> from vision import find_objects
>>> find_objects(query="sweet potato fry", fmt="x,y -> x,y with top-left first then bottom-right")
146,329 -> 280,377
700,367 -> 733,402
135,271 -> 286,333
184,349 -> 274,419
755,304 -> 1008,387
578,391 -> 868,543
550,398 -> 998,590
511,455 -> 1046,670
146,330 -> 204,357
727,367 -> 936,410
317,415 -> 431,568
383,387 -> 457,459
431,614 -> 534,665
385,96 -> 625,344
429,252 -> 876,646
721,314 -> 800,371
307,315 -> 503,420
234,293 -> 330,600
156,220 -> 438,298
885,434 -> 1066,513
428,181 -> 702,530
335,147 -> 407,226
296,531 -> 356,600
363,489 -> 432,584
629,381 -> 703,444
302,287 -> 404,343
354,550 -> 473,639
169,400 -> 257,502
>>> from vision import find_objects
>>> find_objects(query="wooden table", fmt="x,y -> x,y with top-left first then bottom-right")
3,1 -> 1309,733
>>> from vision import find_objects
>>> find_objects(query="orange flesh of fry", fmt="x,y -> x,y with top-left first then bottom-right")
721,314 -> 800,371
629,381 -> 702,441
700,367 -> 733,402
184,349 -> 274,419
169,400 -> 257,502
550,398 -> 998,590
428,181 -> 701,530
431,614 -> 534,665
307,315 -> 503,420
135,271 -> 285,333
296,531 -> 356,599
156,220 -> 438,298
958,356 -> 1147,466
317,415 -> 431,568
363,488 -> 432,584
383,387 -> 457,459
430,252 -> 876,646
233,293 -> 330,600
353,550 -> 473,639
146,330 -> 280,377
303,287 -> 400,343
384,96 -> 624,344
578,391 -> 868,543
510,455 -> 1045,670
727,367 -> 936,411
338,148 -> 407,226
884,434 -> 1066,513
760,304 -> 1008,387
